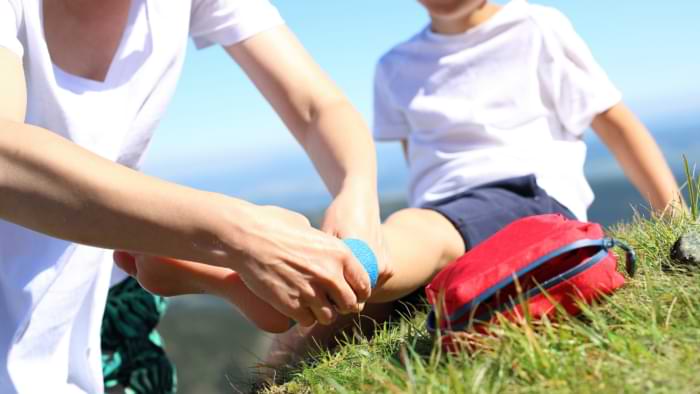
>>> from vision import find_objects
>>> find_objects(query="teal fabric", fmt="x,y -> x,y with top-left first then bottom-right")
101,277 -> 177,393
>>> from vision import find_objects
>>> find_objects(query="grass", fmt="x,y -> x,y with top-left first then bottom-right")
258,161 -> 700,394
259,211 -> 699,394
683,155 -> 699,221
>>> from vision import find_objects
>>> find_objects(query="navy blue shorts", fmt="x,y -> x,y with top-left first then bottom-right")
421,174 -> 576,250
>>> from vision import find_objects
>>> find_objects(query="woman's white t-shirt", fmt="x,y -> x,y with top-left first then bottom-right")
373,0 -> 622,220
0,0 -> 283,392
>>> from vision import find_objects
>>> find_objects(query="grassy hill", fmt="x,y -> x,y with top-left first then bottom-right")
158,158 -> 699,393
260,212 -> 700,393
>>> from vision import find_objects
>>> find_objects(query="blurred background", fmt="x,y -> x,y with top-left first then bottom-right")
139,1 -> 699,392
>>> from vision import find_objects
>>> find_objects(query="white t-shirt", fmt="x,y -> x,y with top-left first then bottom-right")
0,1 -> 283,392
373,0 -> 621,220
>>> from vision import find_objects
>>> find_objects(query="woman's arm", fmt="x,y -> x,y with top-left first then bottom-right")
0,48 -> 368,326
0,49 -> 240,265
225,25 -> 390,284
592,102 -> 682,214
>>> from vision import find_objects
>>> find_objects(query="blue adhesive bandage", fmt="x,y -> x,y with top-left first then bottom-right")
343,238 -> 378,289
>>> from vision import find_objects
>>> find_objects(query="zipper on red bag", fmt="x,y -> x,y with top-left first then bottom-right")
427,238 -> 635,333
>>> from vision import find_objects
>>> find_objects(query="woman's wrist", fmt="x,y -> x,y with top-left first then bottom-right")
185,191 -> 254,271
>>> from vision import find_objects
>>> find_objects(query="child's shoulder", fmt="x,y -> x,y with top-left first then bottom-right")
523,2 -> 578,40
376,27 -> 428,75
375,2 -> 582,80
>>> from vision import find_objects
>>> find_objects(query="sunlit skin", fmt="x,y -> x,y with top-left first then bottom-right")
260,0 -> 682,371
117,0 -> 498,336
114,252 -> 292,333
115,0 -> 681,372
0,0 -> 389,330
117,202 -> 466,333
112,0 -> 496,337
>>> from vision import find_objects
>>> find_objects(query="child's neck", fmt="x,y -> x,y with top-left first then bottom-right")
430,2 -> 502,35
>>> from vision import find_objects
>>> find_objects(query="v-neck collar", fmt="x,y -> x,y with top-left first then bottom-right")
41,0 -> 142,90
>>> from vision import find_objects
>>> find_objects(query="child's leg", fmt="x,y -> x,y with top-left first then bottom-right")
263,175 -> 578,373
369,208 -> 466,302
113,252 -> 291,333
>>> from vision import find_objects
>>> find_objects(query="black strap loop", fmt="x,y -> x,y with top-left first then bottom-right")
607,238 -> 637,277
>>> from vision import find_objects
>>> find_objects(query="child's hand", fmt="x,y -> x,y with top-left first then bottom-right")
113,251 -> 292,333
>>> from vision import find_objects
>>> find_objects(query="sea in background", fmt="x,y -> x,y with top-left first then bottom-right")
154,117 -> 698,393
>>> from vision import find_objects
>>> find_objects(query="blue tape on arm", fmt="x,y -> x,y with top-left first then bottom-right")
343,238 -> 378,289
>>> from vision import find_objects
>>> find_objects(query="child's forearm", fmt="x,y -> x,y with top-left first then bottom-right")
592,102 -> 682,213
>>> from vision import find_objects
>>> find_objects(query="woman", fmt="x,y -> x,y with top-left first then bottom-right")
0,0 -> 386,392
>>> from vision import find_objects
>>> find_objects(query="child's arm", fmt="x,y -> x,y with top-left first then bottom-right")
591,102 -> 683,214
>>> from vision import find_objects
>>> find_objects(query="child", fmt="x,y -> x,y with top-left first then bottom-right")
125,0 -> 682,369
266,0 -> 681,365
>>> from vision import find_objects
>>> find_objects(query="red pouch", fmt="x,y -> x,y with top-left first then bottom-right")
425,214 -> 635,346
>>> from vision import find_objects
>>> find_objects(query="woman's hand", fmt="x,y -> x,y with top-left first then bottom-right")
115,197 -> 373,327
214,203 -> 372,327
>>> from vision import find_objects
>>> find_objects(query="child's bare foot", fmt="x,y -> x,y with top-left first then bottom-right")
113,251 -> 291,333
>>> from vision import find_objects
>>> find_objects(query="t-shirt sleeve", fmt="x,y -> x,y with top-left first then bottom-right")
0,0 -> 23,58
189,0 -> 285,49
537,8 -> 622,136
373,61 -> 410,141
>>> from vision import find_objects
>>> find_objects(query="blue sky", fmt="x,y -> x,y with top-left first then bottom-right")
142,0 -> 700,206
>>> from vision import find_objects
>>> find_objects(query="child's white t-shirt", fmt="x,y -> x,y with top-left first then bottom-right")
0,0 -> 283,392
373,0 -> 621,220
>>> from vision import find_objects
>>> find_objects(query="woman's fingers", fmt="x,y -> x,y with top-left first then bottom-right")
230,206 -> 369,325
303,288 -> 338,326
288,306 -> 316,328
321,264 -> 362,314
341,251 -> 372,304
